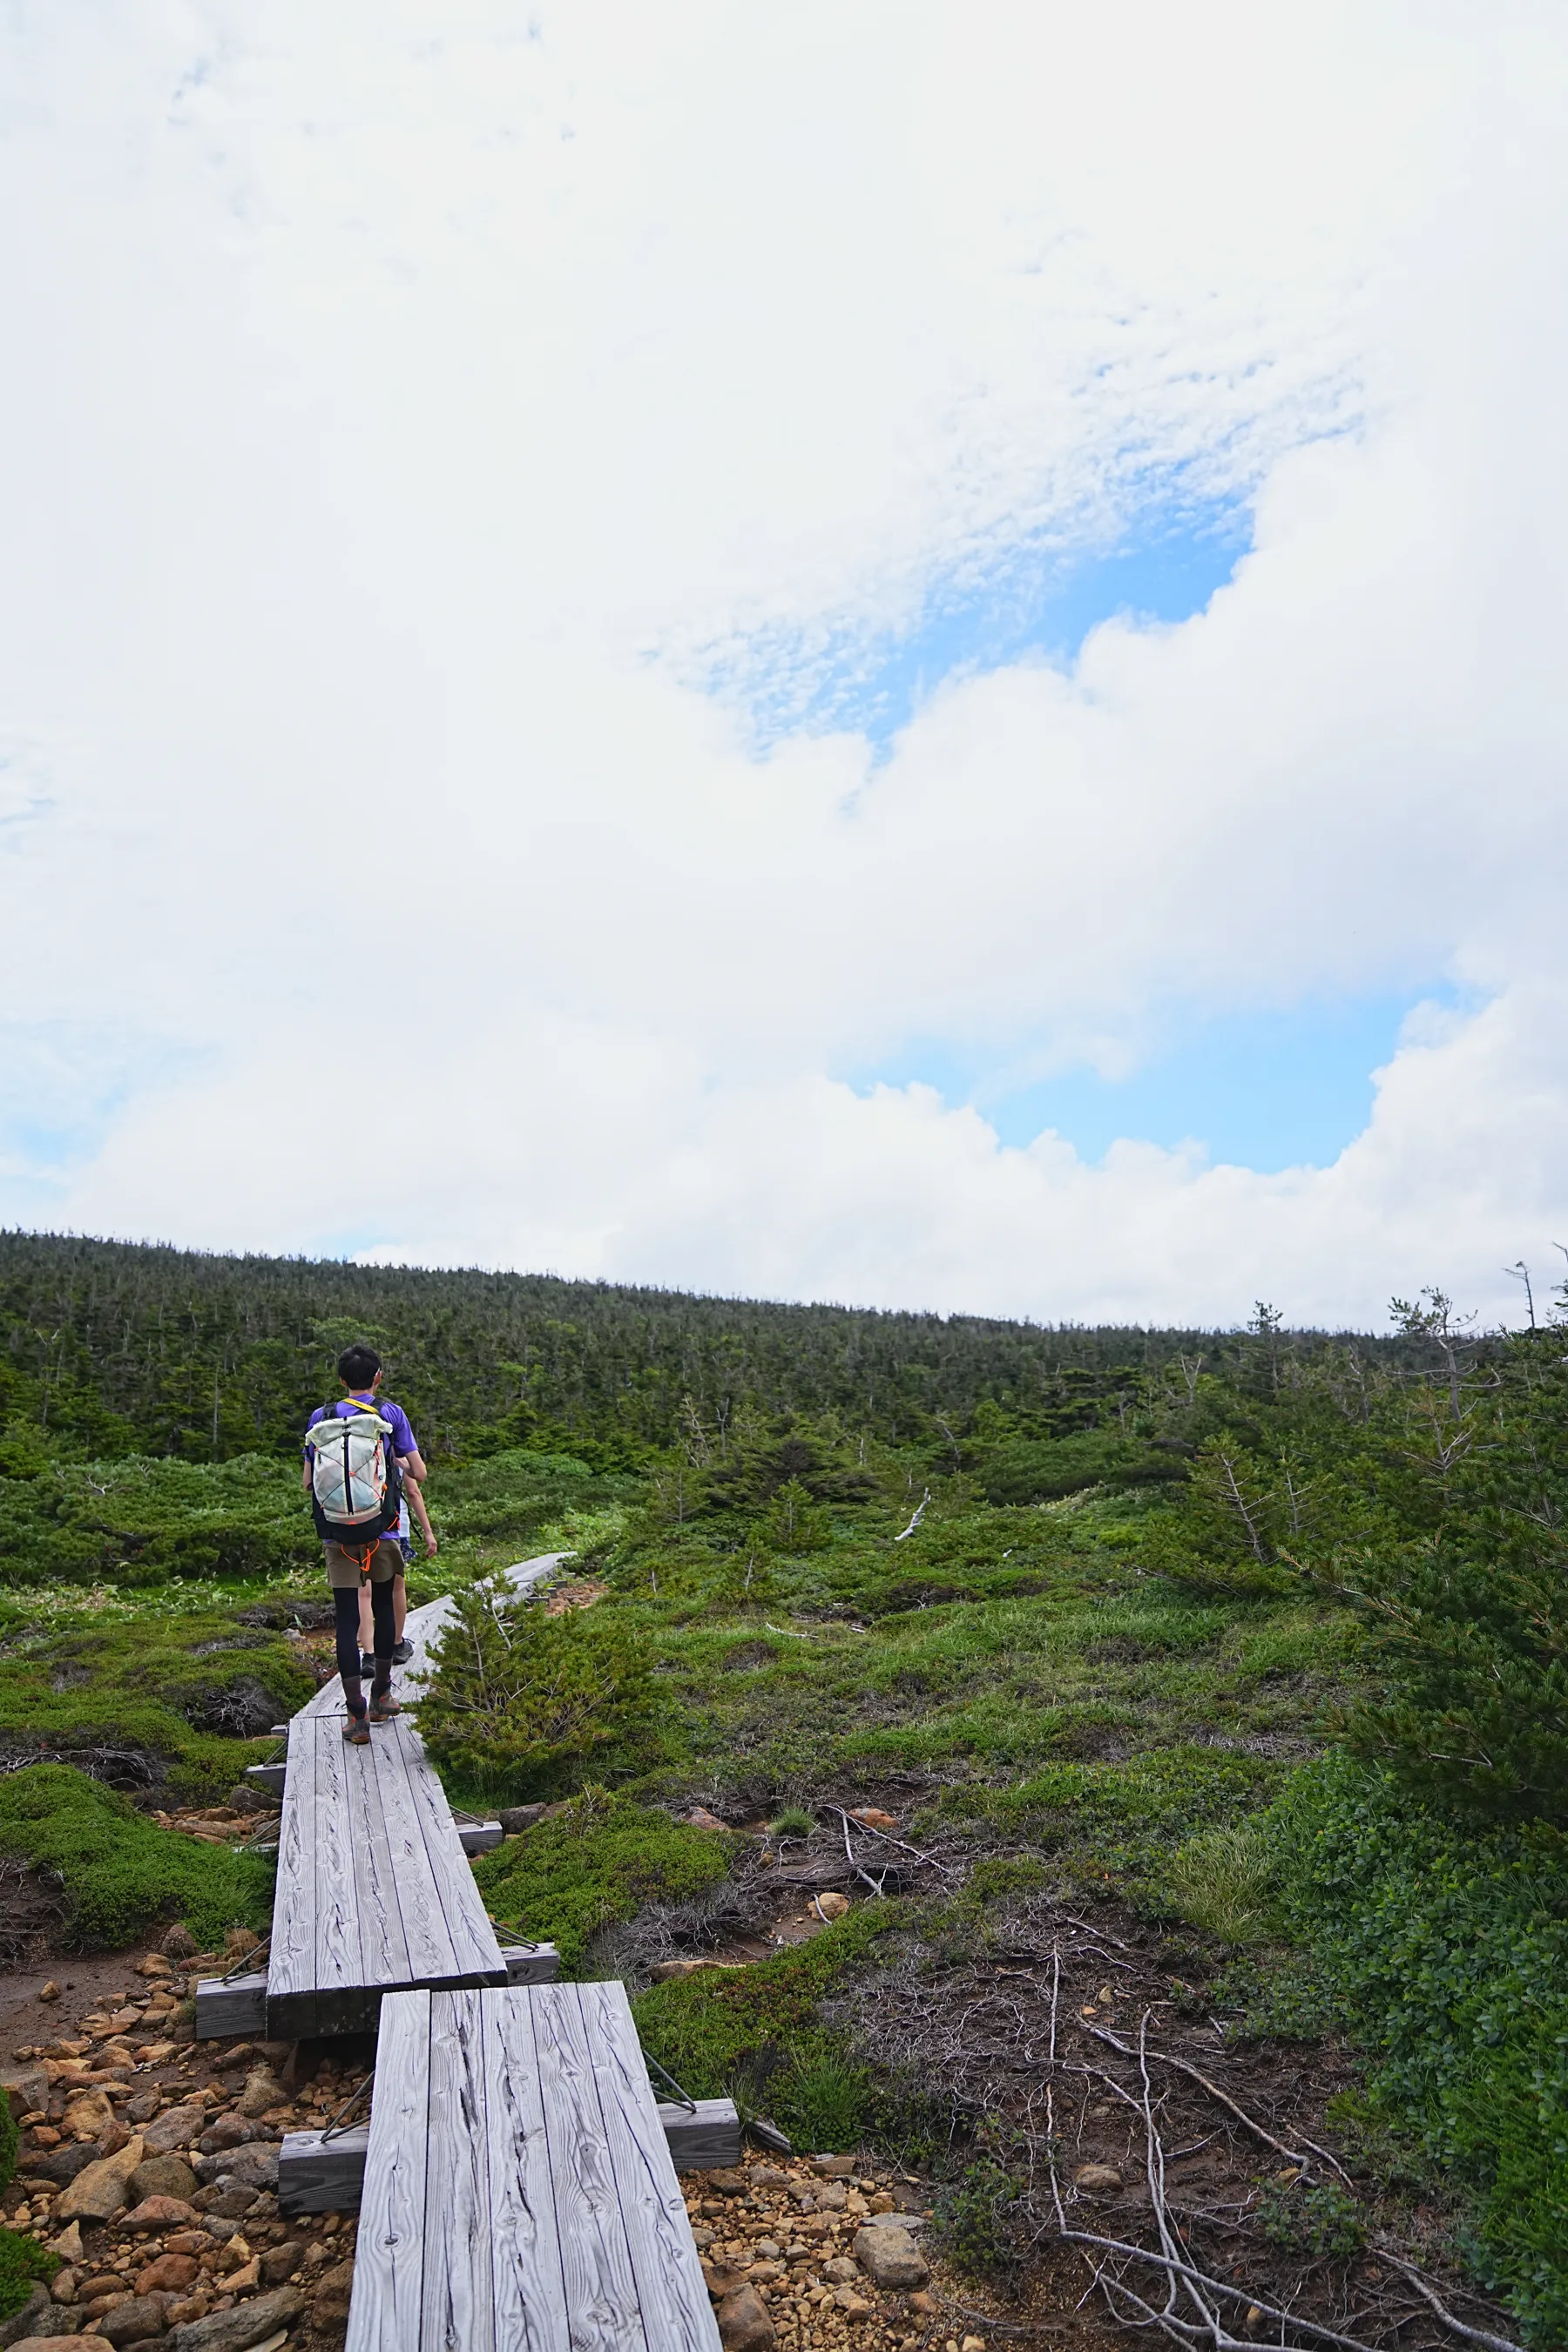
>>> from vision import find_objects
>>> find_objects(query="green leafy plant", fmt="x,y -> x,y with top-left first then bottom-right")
768,1804 -> 815,1840
1258,2177 -> 1366,2258
419,1582 -> 654,1798
0,2223 -> 59,2320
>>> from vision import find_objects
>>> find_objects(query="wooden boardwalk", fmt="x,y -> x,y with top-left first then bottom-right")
348,1984 -> 722,2352
260,1556 -> 566,2041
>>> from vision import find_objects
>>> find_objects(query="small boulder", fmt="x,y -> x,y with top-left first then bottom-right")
123,2196 -> 199,2234
134,1955 -> 174,1980
98,2295 -> 172,2344
129,2157 -> 199,2207
2,2062 -> 49,2119
311,2261 -> 355,2322
811,2154 -> 856,2177
821,2257 -> 860,2283
7,2340 -> 100,2352
1073,2164 -> 1123,2194
136,2256 -> 199,2297
163,2284 -> 305,2352
852,2225 -> 928,2290
497,1804 -> 551,1835
0,2281 -> 53,2343
196,2144 -> 277,2194
141,2106 -> 206,2157
715,2285 -> 774,2352
61,2091 -> 116,2142
682,1808 -> 729,1833
234,2072 -> 282,2121
45,2224 -> 84,2267
53,2133 -> 145,2222
812,1891 -> 850,1920
258,2246 -> 303,2287
161,1928 -> 198,1962
223,1787 -> 273,1816
37,1982 -> 60,2004
848,1807 -> 897,1830
835,2288 -> 875,2315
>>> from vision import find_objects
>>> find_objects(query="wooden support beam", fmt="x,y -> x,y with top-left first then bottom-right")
245,1762 -> 287,1797
194,1971 -> 268,2040
280,2080 -> 739,2215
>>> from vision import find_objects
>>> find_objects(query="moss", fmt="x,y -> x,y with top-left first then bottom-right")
0,1765 -> 274,1950
632,1903 -> 893,2093
0,2223 -> 58,2320
470,1788 -> 742,1973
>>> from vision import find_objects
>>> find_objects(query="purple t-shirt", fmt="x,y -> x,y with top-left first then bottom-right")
305,1393 -> 418,1463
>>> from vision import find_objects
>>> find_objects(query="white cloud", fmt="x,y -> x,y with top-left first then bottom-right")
2,0 -> 1566,1328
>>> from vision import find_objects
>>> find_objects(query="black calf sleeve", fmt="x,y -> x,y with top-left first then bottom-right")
334,1587 -> 363,1693
369,1577 -> 395,1659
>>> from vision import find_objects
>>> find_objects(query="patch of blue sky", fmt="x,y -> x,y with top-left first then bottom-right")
708,489 -> 1250,754
854,990 -> 1460,1173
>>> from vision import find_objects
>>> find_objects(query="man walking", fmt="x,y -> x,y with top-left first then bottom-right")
303,1344 -> 428,1744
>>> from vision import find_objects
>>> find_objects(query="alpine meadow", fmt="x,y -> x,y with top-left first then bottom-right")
1,1229 -> 1565,2348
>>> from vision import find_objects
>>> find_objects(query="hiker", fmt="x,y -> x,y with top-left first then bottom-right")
357,1453 -> 437,1676
303,1344 -> 428,1745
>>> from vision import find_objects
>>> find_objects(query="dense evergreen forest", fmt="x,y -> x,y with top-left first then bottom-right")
0,1228 -> 1417,1466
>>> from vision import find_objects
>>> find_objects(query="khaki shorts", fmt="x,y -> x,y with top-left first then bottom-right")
324,1538 -> 404,1590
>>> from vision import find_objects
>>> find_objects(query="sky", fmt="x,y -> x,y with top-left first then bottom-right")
2,0 -> 1567,1332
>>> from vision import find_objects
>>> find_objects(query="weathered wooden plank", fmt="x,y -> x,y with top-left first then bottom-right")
483,1983 -> 571,2352
312,1716 -> 367,2000
347,1716 -> 413,1996
419,1990 -> 496,2352
278,2123 -> 372,2217
195,1972 -> 268,2041
501,1945 -> 560,1987
267,1715 -> 320,2035
346,1990 -> 430,2352
578,1981 -> 723,2352
531,1983 -> 648,2348
385,1723 -> 507,1985
456,1821 -> 504,1855
655,2100 -> 743,2171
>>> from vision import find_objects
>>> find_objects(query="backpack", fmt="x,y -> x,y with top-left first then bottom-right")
308,1404 -> 402,1546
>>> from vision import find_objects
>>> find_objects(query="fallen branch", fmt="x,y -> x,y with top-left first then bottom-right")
839,1811 -> 888,1896
1382,2257 -> 1524,2352
1081,2022 -> 1352,2182
892,1488 -> 930,1541
826,1802 -> 957,1879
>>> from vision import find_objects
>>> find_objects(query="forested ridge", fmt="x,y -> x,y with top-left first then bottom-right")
0,1227 -> 1416,1465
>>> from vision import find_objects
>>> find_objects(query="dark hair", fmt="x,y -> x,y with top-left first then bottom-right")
336,1344 -> 382,1389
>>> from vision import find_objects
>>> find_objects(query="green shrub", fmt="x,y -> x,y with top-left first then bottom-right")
1168,1817 -> 1279,1944
0,2223 -> 58,2320
768,1805 -> 814,1841
936,2159 -> 1023,2282
1258,2177 -> 1366,2258
0,1766 -> 274,1950
419,1584 -> 653,1799
1265,1752 -> 1568,2341
0,2099 -> 16,2193
471,1788 -> 740,1972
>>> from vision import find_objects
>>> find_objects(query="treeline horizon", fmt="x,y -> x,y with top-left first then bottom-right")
1,1225 -> 1427,1465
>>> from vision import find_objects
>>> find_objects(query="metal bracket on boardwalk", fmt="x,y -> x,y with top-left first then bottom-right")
643,2047 -> 698,2115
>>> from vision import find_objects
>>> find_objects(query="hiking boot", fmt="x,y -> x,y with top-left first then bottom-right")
368,1690 -> 402,1723
390,1638 -> 415,1665
342,1712 -> 371,1746
359,1651 -> 376,1677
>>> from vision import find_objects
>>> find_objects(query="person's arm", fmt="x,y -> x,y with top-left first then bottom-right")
403,1474 -> 437,1558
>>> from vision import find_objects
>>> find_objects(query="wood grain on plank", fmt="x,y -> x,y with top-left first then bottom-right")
391,1725 -> 507,1984
578,1981 -> 721,2351
268,1715 -> 319,2000
347,1989 -> 431,2352
347,1716 -> 413,1992
419,1990 -> 497,2352
531,1984 -> 647,2349
483,1987 -> 574,2352
312,1716 -> 366,1995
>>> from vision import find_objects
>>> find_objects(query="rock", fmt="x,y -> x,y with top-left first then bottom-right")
234,2073 -> 282,2121
715,2285 -> 774,2352
134,1955 -> 174,1979
25,2144 -> 99,2187
37,1983 -> 60,2004
0,2281 -> 53,2344
223,1788 -> 273,1816
682,1808 -> 729,1832
135,2043 -> 179,2070
312,2261 -> 355,2321
125,2093 -> 163,2126
130,2158 -> 199,2207
747,2165 -> 791,2187
848,1808 -> 897,1830
163,2285 -> 305,2352
201,2118 -> 247,2154
647,1959 -> 743,1984
1073,2164 -> 1123,2194
821,2257 -> 860,2283
54,2134 -> 145,2222
194,2146 -> 277,2194
98,2296 -> 172,2343
906,2291 -> 936,2316
961,2337 -> 986,2351
815,2183 -> 848,2211
811,2154 -> 856,2177
812,1891 -> 850,1919
222,1929 -> 260,1960
137,2258 -> 199,2297
852,2226 -> 928,2289
45,2225 -> 84,2267
124,2196 -> 199,2233
224,2259 -> 260,2293
705,2169 -> 750,2194
161,1928 -> 198,1962
3,2063 -> 49,2119
497,1804 -> 551,1835
141,2106 -> 206,2156
257,2247 -> 301,2288
835,2289 -> 875,2315
61,2091 -> 116,2142
6,2340 -> 100,2352
50,2272 -> 77,2308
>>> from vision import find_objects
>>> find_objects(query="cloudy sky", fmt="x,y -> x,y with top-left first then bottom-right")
2,1 -> 1565,1330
